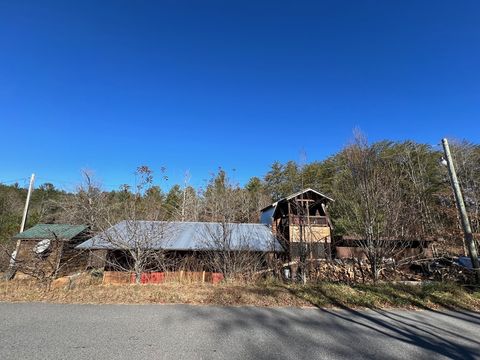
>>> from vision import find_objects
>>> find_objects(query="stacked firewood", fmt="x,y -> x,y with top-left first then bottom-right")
309,260 -> 370,283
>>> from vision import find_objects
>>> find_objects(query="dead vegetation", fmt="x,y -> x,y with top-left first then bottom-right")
1,272 -> 479,311
305,257 -> 477,286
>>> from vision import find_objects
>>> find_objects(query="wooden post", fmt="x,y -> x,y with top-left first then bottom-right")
202,271 -> 205,283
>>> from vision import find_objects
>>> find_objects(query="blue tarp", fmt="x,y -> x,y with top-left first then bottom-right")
457,256 -> 479,270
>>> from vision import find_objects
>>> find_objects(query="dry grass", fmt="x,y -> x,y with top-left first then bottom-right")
0,277 -> 309,307
287,282 -> 480,311
0,274 -> 479,310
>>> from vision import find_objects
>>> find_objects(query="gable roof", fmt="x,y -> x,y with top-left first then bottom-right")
13,224 -> 89,241
283,188 -> 334,202
261,188 -> 334,213
76,221 -> 282,252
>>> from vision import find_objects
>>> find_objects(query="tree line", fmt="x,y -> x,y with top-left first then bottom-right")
1,135 -> 479,260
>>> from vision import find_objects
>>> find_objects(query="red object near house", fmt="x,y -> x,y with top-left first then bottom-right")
130,272 -> 166,284
125,271 -> 224,284
144,272 -> 165,284
211,273 -> 224,284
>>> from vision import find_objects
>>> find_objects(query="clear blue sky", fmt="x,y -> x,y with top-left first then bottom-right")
1,1 -> 479,191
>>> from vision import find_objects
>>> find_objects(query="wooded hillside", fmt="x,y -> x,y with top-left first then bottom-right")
1,138 -> 479,259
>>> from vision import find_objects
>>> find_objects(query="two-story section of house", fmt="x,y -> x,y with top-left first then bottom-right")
260,188 -> 333,261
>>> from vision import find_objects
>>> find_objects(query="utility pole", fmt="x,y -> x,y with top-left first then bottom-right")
4,174 -> 35,280
20,173 -> 35,232
442,138 -> 480,283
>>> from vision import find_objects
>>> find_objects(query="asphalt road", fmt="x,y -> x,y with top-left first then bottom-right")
0,303 -> 479,360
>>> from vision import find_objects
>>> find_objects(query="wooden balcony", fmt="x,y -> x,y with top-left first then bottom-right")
289,215 -> 329,226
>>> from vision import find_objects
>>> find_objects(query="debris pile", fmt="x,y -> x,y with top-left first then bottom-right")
408,258 -> 475,283
306,257 -> 475,284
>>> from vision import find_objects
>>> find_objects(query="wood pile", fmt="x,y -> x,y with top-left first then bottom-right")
308,258 -> 475,284
309,260 -> 368,283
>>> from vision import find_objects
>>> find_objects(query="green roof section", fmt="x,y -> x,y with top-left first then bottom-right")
13,224 -> 88,240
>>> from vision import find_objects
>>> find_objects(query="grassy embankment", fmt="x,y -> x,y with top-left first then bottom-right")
1,275 -> 479,310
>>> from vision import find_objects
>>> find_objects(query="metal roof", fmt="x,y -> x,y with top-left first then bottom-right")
283,188 -> 334,202
76,221 -> 283,252
260,188 -> 334,213
13,224 -> 88,240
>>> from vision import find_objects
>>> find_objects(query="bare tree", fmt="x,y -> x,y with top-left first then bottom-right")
198,170 -> 270,281
93,220 -> 175,283
334,133 -> 416,281
199,223 -> 268,281
451,141 -> 480,236
179,171 -> 201,223
86,166 -> 174,284
57,169 -> 109,232
398,142 -> 444,239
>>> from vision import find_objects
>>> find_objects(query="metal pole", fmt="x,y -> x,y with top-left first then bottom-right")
442,139 -> 480,283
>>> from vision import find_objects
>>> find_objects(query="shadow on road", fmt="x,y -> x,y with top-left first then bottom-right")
162,287 -> 480,360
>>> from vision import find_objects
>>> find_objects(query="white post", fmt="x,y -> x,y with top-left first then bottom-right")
20,173 -> 35,233
5,174 -> 35,280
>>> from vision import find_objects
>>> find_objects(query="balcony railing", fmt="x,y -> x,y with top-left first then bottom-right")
290,215 -> 329,226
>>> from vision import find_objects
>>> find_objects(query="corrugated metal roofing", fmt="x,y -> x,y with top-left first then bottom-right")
13,224 -> 88,240
76,221 -> 282,252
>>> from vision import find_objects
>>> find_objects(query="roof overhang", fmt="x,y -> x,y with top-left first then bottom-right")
260,188 -> 334,213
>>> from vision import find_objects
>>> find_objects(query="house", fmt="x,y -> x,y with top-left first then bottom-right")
12,224 -> 90,278
261,188 -> 434,264
260,188 -> 334,261
76,221 -> 282,272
